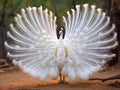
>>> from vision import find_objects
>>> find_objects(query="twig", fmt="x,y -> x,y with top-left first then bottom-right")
0,64 -> 10,68
90,74 -> 120,82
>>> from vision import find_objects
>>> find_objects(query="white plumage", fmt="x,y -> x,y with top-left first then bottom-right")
5,4 -> 118,82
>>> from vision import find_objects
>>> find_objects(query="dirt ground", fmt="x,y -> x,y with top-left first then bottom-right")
0,63 -> 120,90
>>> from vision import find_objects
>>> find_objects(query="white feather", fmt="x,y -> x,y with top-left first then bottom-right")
5,4 -> 118,82
5,6 -> 58,82
49,66 -> 59,79
63,4 -> 118,81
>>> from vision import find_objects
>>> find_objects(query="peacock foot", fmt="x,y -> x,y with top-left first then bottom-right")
58,80 -> 68,84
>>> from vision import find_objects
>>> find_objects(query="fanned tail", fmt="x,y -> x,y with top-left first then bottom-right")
63,4 -> 118,81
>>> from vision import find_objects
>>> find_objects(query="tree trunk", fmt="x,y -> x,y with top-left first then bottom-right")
0,0 -> 8,26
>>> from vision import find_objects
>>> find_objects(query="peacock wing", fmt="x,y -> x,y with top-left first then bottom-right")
5,6 -> 59,81
62,4 -> 118,81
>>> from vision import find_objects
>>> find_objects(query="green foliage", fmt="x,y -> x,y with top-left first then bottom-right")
0,0 -> 102,28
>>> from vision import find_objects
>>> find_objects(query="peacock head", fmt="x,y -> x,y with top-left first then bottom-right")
59,28 -> 63,39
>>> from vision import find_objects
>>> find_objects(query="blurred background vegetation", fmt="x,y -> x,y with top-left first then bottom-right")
0,0 -> 120,66
0,0 -> 115,29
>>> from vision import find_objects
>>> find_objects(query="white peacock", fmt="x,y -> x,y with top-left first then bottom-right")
5,4 -> 118,83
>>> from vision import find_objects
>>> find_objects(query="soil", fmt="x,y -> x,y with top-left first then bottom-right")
0,64 -> 120,90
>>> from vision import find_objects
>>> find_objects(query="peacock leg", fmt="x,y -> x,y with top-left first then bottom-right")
63,76 -> 68,84
58,74 -> 68,84
58,73 -> 64,84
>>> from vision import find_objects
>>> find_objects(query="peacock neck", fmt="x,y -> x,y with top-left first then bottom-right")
58,33 -> 64,52
56,33 -> 66,69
